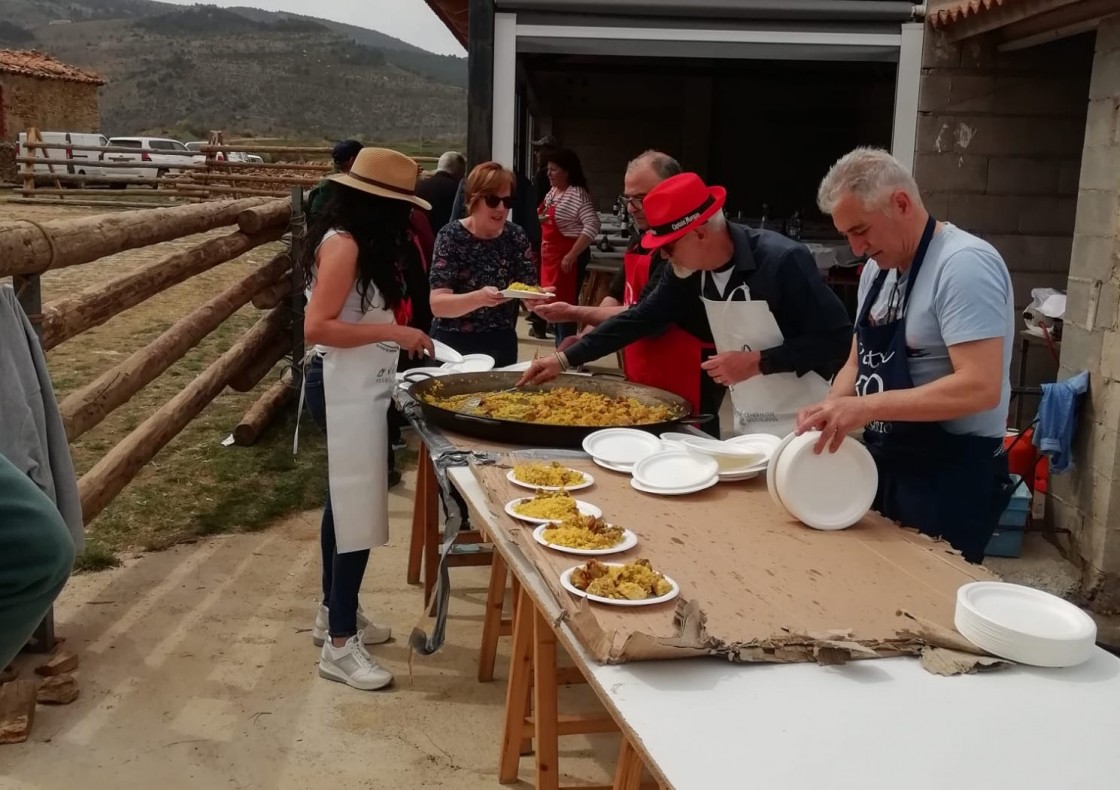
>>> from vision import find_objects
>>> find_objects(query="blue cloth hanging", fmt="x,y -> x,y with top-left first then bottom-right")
1032,370 -> 1089,474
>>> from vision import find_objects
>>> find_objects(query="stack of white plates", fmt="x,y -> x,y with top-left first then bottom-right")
954,582 -> 1097,668
766,431 -> 877,530
630,450 -> 719,496
441,353 -> 495,373
668,433 -> 779,482
582,428 -> 663,473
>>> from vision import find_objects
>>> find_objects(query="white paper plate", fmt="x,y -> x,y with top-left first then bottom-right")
774,432 -> 877,531
719,469 -> 762,482
396,366 -> 452,383
659,431 -> 702,445
592,457 -> 633,474
506,467 -> 594,492
498,360 -> 533,372
630,476 -> 718,497
725,434 -> 784,455
632,450 -> 719,491
429,339 -> 464,364
500,288 -> 554,300
582,428 -> 663,467
954,582 -> 1097,667
766,432 -> 799,514
442,353 -> 495,373
504,498 -> 602,525
532,524 -> 638,556
560,564 -> 680,607
681,436 -> 765,459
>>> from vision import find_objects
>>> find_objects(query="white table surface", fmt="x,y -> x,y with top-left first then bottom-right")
447,466 -> 1120,790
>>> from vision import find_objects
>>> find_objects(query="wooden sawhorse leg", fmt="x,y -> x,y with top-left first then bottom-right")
479,552 -> 514,682
406,442 -> 431,586
498,588 -> 619,789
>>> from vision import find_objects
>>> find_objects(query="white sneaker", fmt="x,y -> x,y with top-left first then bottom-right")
318,633 -> 394,691
312,604 -> 391,647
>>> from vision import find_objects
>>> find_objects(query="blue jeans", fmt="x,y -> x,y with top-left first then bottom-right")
304,356 -> 370,638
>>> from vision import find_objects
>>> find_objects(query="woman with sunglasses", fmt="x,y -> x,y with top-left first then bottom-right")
429,161 -> 538,367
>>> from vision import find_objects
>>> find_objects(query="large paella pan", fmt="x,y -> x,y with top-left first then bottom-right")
403,371 -> 706,448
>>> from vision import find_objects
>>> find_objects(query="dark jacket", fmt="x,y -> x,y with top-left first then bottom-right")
416,171 -> 461,234
564,223 -> 853,378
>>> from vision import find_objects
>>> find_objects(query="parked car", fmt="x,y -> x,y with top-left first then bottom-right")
108,137 -> 193,184
17,131 -> 110,184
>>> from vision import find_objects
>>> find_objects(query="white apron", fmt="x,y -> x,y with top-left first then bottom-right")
701,276 -> 831,437
322,307 -> 399,553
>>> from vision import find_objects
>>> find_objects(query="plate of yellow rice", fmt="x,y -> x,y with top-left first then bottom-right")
560,559 -> 679,606
532,515 -> 636,556
508,462 -> 594,492
504,490 -> 602,525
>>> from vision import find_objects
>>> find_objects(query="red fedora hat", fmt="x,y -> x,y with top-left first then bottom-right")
641,173 -> 727,250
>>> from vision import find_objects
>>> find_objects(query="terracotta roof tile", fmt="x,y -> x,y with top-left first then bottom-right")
0,49 -> 105,85
930,0 -> 1023,29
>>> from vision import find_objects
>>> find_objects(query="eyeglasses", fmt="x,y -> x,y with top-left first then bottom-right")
483,195 -> 515,209
619,193 -> 647,209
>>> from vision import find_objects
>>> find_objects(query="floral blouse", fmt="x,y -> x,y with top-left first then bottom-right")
429,220 -> 537,333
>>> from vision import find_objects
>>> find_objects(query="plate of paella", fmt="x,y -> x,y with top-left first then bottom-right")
507,462 -> 595,492
531,515 -> 637,556
504,490 -> 603,525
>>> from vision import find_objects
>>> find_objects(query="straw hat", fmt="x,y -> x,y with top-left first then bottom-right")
327,148 -> 432,210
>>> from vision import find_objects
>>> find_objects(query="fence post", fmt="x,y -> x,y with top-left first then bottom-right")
13,272 -> 56,654
288,186 -> 306,391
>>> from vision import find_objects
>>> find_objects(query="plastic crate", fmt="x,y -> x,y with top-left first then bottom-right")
986,527 -> 1025,558
999,474 -> 1031,529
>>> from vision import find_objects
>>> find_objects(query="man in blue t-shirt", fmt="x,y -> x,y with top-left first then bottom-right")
798,147 -> 1015,563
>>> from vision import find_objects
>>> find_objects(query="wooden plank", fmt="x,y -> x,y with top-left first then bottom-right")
522,714 -> 618,738
479,553 -> 508,682
77,307 -> 288,522
0,681 -> 38,744
499,587 -> 535,784
613,737 -> 646,790
407,441 -> 429,586
534,606 -> 561,790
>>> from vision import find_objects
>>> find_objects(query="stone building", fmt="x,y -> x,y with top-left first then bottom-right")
0,49 -> 104,141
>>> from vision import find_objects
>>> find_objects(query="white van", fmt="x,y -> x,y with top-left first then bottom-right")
17,131 -> 109,182
108,137 -> 193,183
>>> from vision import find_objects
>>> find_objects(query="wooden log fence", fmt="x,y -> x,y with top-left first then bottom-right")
40,227 -> 284,350
77,306 -> 289,523
3,188 -> 304,532
19,128 -> 439,203
58,253 -> 292,441
0,197 -> 272,277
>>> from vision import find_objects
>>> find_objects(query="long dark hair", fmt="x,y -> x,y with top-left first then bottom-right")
545,148 -> 589,190
304,183 -> 413,311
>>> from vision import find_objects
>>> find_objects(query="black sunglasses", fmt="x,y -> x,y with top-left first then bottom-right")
484,195 -> 515,209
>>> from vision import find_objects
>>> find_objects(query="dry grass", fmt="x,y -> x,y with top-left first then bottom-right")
1,198 -> 333,569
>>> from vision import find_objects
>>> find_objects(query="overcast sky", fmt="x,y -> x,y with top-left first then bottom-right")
160,0 -> 465,56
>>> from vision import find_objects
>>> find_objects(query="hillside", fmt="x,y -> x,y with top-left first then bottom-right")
2,1 -> 466,141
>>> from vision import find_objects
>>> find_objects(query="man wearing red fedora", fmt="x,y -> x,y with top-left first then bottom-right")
519,171 -> 852,437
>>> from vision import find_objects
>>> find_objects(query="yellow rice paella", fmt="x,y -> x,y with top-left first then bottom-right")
424,387 -> 675,426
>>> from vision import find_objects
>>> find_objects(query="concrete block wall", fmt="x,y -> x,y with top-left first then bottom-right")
1054,15 -> 1120,612
916,29 -> 1094,425
916,30 -> 1094,313
0,75 -> 100,139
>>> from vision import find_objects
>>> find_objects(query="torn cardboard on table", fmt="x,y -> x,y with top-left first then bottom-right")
476,459 -> 1007,677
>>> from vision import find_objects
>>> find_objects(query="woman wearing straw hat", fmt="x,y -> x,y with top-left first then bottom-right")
301,147 -> 434,691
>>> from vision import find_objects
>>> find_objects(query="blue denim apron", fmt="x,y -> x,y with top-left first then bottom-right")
856,217 -> 1010,563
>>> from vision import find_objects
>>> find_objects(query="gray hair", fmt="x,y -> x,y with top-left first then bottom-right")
627,150 -> 682,180
817,147 -> 922,215
437,151 -> 466,177
705,211 -> 727,231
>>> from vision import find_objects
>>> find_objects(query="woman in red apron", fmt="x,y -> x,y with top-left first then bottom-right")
538,148 -> 600,346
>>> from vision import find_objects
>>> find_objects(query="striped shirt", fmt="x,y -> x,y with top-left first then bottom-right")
542,186 -> 600,241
